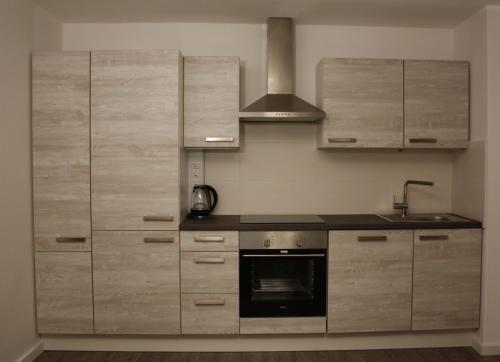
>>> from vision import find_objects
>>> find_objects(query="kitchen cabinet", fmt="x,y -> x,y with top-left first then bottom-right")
181,294 -> 239,334
35,252 -> 93,334
180,230 -> 239,334
328,230 -> 413,333
240,317 -> 327,334
412,228 -> 482,330
92,231 -> 180,334
32,51 -> 91,251
91,50 -> 183,231
317,58 -> 403,148
184,56 -> 240,148
404,60 -> 469,149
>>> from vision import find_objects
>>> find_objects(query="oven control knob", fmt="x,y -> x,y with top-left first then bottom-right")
264,239 -> 271,248
296,240 -> 304,247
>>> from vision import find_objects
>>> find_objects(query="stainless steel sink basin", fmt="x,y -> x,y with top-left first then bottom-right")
377,213 -> 469,223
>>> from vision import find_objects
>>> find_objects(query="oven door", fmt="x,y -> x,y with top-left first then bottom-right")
239,249 -> 327,318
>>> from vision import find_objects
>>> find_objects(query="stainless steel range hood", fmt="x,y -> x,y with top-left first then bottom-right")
239,18 -> 325,122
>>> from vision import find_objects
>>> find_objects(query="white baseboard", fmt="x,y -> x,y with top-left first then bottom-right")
43,332 -> 473,352
15,341 -> 43,362
472,335 -> 500,356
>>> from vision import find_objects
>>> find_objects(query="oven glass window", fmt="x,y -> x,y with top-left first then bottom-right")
251,258 -> 315,302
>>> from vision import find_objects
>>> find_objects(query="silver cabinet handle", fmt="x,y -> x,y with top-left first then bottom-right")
56,237 -> 86,243
409,138 -> 437,144
193,257 -> 226,264
357,236 -> 388,242
328,137 -> 357,143
194,298 -> 226,306
144,237 -> 175,243
143,215 -> 174,222
205,137 -> 235,143
242,254 -> 325,258
419,235 -> 449,241
194,236 -> 225,242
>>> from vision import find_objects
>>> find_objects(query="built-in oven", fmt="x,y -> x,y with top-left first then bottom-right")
239,231 -> 327,318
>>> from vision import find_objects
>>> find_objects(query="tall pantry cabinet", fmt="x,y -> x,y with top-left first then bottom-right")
32,50 -> 186,334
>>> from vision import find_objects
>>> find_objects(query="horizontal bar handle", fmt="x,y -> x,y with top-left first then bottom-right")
194,298 -> 226,306
143,215 -> 174,222
242,254 -> 325,258
419,235 -> 449,241
144,237 -> 175,243
205,137 -> 235,143
194,236 -> 225,242
56,237 -> 86,243
357,236 -> 388,242
193,257 -> 226,264
328,137 -> 357,143
409,138 -> 437,144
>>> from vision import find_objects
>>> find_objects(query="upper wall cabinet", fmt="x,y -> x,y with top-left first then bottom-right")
317,58 -> 403,148
404,60 -> 469,149
32,51 -> 91,251
91,50 -> 183,231
184,56 -> 240,149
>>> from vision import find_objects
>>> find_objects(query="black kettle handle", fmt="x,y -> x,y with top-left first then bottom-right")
205,185 -> 218,212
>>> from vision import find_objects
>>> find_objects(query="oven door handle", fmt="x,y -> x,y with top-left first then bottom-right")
242,253 -> 325,258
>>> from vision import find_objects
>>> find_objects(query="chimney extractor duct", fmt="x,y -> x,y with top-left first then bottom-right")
239,18 -> 325,122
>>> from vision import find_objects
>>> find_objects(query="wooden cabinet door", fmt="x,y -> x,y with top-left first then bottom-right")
35,252 -> 93,334
328,230 -> 413,333
93,231 -> 180,334
412,229 -> 482,330
184,56 -> 240,148
404,60 -> 469,148
91,50 -> 182,231
32,52 -> 91,251
317,58 -> 403,148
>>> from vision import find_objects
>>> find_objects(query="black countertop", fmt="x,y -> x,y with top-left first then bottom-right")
180,214 -> 482,231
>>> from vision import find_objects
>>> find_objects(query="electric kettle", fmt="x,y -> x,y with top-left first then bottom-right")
188,185 -> 218,218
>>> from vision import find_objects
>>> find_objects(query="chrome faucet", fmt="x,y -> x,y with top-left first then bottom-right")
393,180 -> 434,218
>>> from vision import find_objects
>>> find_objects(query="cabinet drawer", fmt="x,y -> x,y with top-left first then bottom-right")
181,252 -> 238,293
328,230 -> 413,333
412,228 -> 482,330
181,294 -> 239,334
180,231 -> 238,251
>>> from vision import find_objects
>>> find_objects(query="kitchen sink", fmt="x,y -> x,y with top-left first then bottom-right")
377,213 -> 469,223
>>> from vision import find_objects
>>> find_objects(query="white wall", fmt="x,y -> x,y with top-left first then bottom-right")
0,1 -> 38,361
32,3 -> 62,50
62,23 -> 454,215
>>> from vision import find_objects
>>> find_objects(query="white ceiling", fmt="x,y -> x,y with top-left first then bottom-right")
34,0 -> 500,28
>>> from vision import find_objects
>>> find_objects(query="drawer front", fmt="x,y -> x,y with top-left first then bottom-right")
180,231 -> 238,251
181,252 -> 238,293
328,230 -> 413,333
412,228 -> 482,330
181,294 -> 239,334
240,317 -> 326,334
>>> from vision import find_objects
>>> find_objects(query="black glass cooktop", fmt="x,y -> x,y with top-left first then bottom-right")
240,215 -> 325,224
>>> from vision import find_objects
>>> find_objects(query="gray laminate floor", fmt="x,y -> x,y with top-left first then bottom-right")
34,348 -> 500,362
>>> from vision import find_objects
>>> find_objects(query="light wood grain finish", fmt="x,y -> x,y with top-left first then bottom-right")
35,252 -> 93,334
93,231 -> 180,334
181,294 -> 239,335
317,58 -> 403,148
181,252 -> 238,293
328,230 -> 413,333
404,60 -> 469,149
240,317 -> 326,334
184,56 -> 240,148
412,228 -> 482,331
32,51 -> 91,251
180,231 -> 239,251
91,50 -> 182,231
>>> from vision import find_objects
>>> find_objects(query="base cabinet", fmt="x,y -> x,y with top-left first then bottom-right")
328,230 -> 413,333
35,252 -> 94,334
412,228 -> 482,330
92,231 -> 180,334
